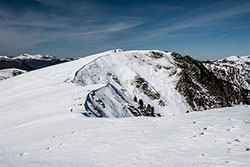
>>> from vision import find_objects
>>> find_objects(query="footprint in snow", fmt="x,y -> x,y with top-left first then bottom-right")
199,132 -> 205,135
46,147 -> 51,150
234,139 -> 240,142
140,130 -> 147,134
19,152 -> 28,156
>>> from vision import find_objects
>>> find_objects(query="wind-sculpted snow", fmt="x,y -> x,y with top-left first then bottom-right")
84,83 -> 160,118
74,50 -> 250,117
73,50 -> 188,117
84,83 -> 136,118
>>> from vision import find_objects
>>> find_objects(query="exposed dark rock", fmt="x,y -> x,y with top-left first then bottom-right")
12,69 -> 25,76
172,52 -> 250,111
138,99 -> 144,109
127,105 -> 141,116
133,96 -> 138,103
150,51 -> 164,59
107,72 -> 122,86
158,100 -> 166,107
134,76 -> 160,100
133,98 -> 158,117
154,64 -> 171,72
202,58 -> 250,90
133,76 -> 167,108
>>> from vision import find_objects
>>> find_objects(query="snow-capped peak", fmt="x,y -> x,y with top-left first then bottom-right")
14,54 -> 55,60
224,55 -> 250,63
203,55 -> 250,90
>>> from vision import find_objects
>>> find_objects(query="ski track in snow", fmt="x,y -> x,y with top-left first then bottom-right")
0,50 -> 250,166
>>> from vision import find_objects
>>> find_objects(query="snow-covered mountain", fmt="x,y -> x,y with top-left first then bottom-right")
73,50 -> 187,117
1,50 -> 249,117
0,53 -> 76,73
203,55 -> 250,90
0,49 -> 249,117
73,50 -> 249,117
0,49 -> 250,167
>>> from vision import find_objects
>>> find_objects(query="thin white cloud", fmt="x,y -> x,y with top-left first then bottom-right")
121,1 -> 250,43
0,3 -> 143,56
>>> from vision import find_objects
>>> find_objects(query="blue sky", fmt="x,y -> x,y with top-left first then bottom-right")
0,0 -> 250,59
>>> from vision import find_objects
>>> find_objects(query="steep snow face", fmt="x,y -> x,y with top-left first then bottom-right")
203,56 -> 250,90
84,83 -> 135,118
0,68 -> 26,80
73,50 -> 189,116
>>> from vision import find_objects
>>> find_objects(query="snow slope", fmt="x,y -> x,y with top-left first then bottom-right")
0,105 -> 250,166
84,83 -> 136,118
0,50 -> 250,166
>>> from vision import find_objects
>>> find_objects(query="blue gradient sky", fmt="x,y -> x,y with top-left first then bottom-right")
0,0 -> 250,59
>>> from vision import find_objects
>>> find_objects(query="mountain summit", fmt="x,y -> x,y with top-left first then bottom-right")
72,50 -> 250,117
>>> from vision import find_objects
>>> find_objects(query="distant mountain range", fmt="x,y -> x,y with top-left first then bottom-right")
0,54 -> 77,80
0,54 -> 76,71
